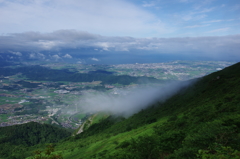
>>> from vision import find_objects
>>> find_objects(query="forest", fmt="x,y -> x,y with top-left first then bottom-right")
0,122 -> 72,158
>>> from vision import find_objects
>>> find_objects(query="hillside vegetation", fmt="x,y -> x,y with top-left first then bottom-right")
0,62 -> 239,159
0,122 -> 72,158
44,62 -> 239,159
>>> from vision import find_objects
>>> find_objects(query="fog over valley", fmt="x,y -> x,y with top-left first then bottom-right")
74,81 -> 192,117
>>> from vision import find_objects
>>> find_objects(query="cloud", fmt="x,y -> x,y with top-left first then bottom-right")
197,7 -> 215,13
203,19 -> 223,23
175,7 -> 213,22
63,54 -> 72,58
142,1 -> 155,7
231,4 -> 240,11
185,24 -> 210,28
9,51 -> 22,56
52,54 -> 61,61
76,59 -> 85,64
90,58 -> 100,61
0,30 -> 240,61
179,0 -> 190,3
193,0 -> 215,10
96,42 -> 110,51
0,30 -> 100,51
77,81 -> 192,117
29,53 -> 45,59
29,53 -> 35,59
207,27 -> 229,33
0,0 -> 167,37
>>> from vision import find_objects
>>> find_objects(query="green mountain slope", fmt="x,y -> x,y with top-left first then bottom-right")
51,62 -> 240,159
1,62 -> 240,159
0,122 -> 72,158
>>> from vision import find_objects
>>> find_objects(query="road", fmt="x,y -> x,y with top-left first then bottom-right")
76,114 -> 97,135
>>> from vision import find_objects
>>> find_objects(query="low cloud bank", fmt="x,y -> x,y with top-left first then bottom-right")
76,81 -> 193,117
1,30 -> 240,61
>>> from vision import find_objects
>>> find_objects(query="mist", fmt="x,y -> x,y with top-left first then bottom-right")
74,81 -> 193,117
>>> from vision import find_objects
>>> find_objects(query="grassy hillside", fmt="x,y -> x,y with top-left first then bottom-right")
1,62 -> 240,159
40,62 -> 239,159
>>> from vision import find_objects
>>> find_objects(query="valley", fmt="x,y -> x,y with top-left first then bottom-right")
0,61 -> 239,159
0,61 -> 234,129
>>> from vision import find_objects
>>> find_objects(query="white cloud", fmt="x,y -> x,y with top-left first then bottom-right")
0,0 -> 168,37
29,53 -> 45,59
203,19 -> 223,23
9,51 -> 22,56
96,42 -> 110,51
78,82 -> 192,117
90,58 -> 99,61
176,7 -> 213,22
207,27 -> 229,33
52,54 -> 61,60
197,7 -> 215,13
182,15 -> 193,21
37,53 -> 45,59
63,54 -> 72,58
142,1 -> 155,7
0,30 -> 240,60
193,0 -> 215,10
179,0 -> 189,3
185,24 -> 210,28
29,53 -> 35,59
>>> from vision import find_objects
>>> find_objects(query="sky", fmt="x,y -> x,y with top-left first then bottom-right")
0,0 -> 240,63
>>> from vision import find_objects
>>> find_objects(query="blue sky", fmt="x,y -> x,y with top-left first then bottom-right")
0,0 -> 239,37
0,0 -> 239,63
137,0 -> 240,37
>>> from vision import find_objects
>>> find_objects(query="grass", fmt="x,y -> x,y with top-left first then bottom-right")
71,113 -> 86,121
0,114 -> 10,122
59,117 -> 168,159
0,97 -> 9,105
91,112 -> 109,124
0,96 -> 24,105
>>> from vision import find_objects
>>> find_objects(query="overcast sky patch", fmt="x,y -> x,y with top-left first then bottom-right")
0,1 -> 239,63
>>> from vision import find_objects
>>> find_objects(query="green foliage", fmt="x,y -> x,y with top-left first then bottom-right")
75,116 -> 122,139
32,144 -> 63,159
197,144 -> 240,159
0,122 -> 71,158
